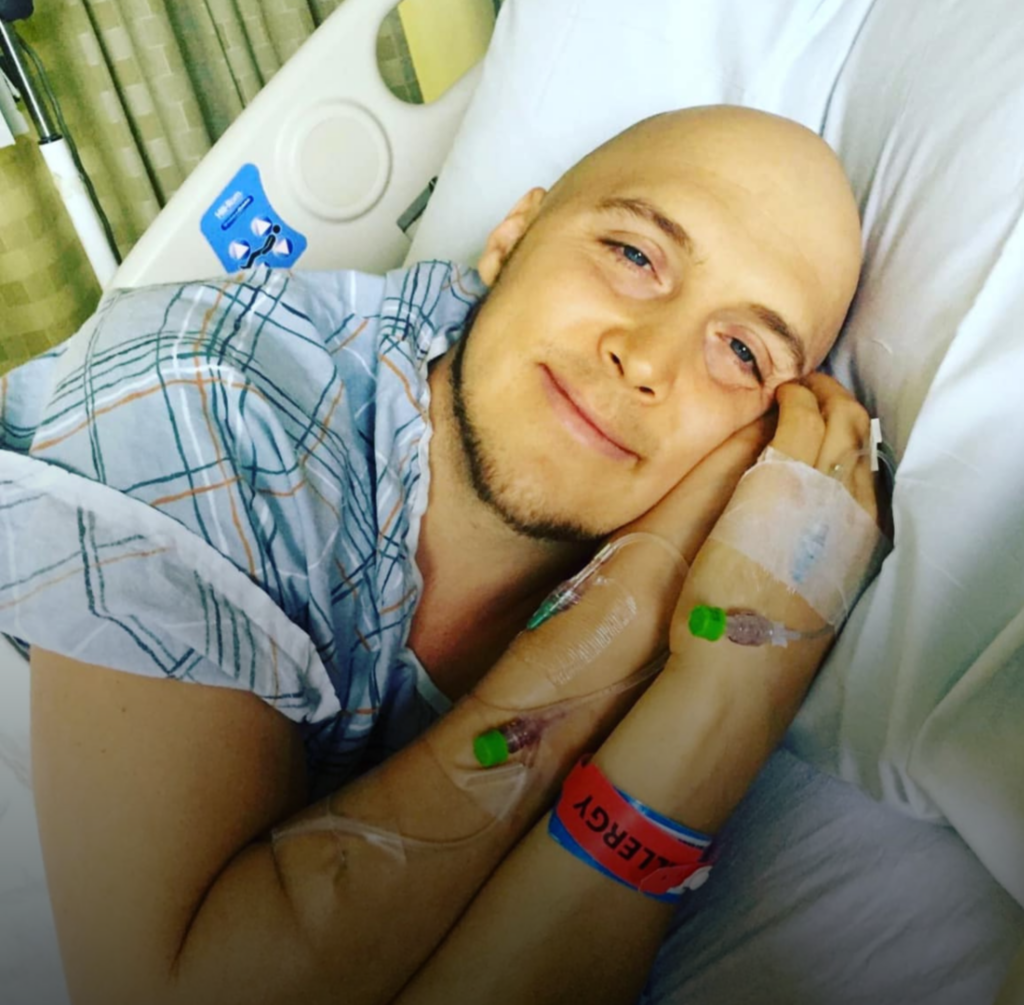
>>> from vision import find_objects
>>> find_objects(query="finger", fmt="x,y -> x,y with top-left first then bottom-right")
852,455 -> 879,526
801,370 -> 847,398
770,382 -> 825,465
816,390 -> 871,477
685,412 -> 774,489
804,371 -> 868,423
802,373 -> 880,515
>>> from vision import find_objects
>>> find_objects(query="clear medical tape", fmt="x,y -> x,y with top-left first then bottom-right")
708,444 -> 894,629
520,531 -> 688,691
829,441 -> 898,497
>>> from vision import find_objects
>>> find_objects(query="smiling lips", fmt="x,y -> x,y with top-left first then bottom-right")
540,366 -> 638,462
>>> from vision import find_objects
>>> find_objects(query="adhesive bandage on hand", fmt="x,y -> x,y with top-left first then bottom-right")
708,447 -> 889,627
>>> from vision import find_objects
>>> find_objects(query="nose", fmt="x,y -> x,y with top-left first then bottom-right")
600,322 -> 687,402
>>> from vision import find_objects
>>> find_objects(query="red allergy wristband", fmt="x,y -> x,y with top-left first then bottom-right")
556,757 -> 712,897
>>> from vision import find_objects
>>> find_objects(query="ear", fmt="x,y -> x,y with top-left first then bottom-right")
477,187 -> 547,286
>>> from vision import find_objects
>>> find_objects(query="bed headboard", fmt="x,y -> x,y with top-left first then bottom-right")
112,0 -> 482,289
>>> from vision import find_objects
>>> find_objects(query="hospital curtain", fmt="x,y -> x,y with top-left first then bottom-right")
0,0 -> 356,374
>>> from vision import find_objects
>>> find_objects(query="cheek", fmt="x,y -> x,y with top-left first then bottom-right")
461,340 -> 516,426
503,250 -> 621,342
686,392 -> 756,445
459,325 -> 548,450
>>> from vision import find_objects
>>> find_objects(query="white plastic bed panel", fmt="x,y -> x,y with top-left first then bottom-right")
112,0 -> 482,290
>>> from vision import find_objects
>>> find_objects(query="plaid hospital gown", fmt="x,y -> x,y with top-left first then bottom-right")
0,260 -> 486,789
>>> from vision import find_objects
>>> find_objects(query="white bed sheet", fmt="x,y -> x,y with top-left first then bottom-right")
644,750 -> 1024,1005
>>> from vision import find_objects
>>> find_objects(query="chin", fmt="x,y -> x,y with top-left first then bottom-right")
452,351 -> 628,542
508,470 -> 635,542
479,459 -> 613,543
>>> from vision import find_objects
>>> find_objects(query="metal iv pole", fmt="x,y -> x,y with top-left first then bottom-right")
0,0 -> 119,287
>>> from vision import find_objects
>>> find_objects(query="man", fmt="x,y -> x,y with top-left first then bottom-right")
0,106 -> 873,1004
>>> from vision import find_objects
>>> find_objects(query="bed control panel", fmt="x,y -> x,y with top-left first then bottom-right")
200,163 -> 308,272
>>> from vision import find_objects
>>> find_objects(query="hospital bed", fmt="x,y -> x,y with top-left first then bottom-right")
3,0 -> 1024,1001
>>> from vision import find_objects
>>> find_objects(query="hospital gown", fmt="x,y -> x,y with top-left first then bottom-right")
2,264 -> 1020,1005
0,259 -> 485,791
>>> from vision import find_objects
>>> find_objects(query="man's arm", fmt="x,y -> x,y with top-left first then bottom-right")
396,376 -> 877,1004
32,415 -> 765,1005
32,375 -> 876,1005
31,639 -> 631,1005
397,538 -> 833,1005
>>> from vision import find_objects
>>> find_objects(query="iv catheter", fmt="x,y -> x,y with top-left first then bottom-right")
526,541 -> 615,630
528,532 -> 688,632
473,655 -> 669,768
474,716 -> 546,767
687,604 -> 830,647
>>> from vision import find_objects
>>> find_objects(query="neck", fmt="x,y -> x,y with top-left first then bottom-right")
409,351 -> 591,701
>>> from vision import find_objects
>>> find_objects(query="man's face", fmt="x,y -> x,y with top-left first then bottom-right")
450,127 -> 855,542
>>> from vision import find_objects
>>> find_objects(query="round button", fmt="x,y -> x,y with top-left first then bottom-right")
280,102 -> 392,222
229,240 -> 251,260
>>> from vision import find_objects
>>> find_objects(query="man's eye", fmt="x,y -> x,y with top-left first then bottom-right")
729,337 -> 763,382
620,244 -> 651,269
603,240 -> 653,271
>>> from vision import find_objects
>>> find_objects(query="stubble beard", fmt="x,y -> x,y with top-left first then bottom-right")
448,298 -> 604,545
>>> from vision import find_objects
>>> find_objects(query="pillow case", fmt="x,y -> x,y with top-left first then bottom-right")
408,0 -> 874,265
407,0 -> 1024,907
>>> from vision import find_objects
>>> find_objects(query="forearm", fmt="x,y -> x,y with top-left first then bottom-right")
397,542 -> 832,1005
171,682 -> 630,1005
140,539 -> 681,1005
396,375 -> 879,1005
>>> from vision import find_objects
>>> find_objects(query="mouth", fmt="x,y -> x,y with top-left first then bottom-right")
540,366 -> 639,462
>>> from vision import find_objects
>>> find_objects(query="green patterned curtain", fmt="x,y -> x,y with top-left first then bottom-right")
0,0 -> 350,374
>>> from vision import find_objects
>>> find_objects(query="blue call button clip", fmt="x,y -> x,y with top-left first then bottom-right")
201,164 -> 307,272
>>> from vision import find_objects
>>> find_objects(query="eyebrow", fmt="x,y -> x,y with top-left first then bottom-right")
748,303 -> 807,375
596,196 -> 695,255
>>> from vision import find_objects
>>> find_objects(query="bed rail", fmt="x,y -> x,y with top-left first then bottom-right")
112,0 -> 482,288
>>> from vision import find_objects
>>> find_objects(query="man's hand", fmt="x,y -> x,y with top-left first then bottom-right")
588,374 -> 885,840
619,412 -> 776,565
668,371 -> 884,659
772,372 -> 879,523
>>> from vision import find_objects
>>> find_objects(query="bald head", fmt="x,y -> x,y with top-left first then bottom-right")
539,106 -> 862,361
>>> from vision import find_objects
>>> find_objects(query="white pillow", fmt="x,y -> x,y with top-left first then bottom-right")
794,0 -> 1024,909
408,0 -> 874,266
407,0 -> 1024,908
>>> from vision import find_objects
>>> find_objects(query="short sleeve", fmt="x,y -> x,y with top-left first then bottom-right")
0,268 -> 386,725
